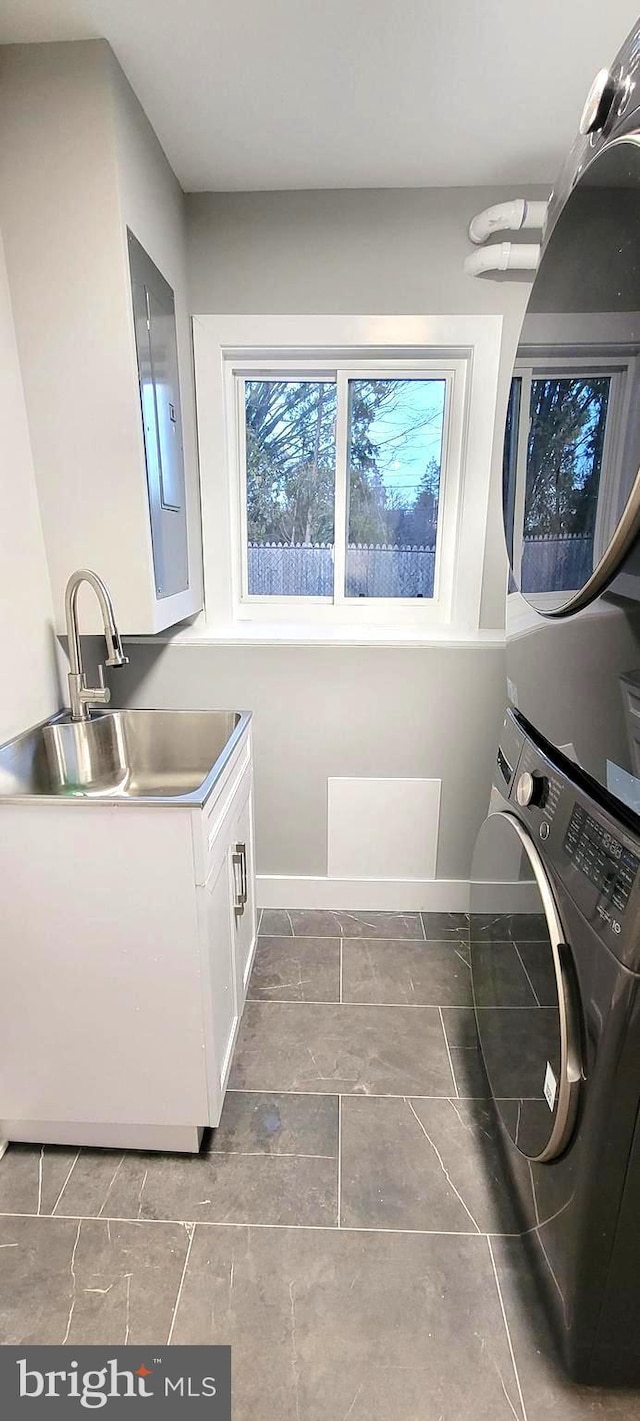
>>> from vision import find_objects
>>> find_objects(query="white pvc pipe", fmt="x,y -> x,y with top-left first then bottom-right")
464,242 -> 540,277
468,199 -> 548,244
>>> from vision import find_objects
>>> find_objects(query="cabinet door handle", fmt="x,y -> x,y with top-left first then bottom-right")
232,846 -> 244,916
238,841 -> 248,909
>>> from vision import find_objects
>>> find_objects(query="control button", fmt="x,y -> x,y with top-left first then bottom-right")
516,771 -> 549,808
579,68 -> 619,134
539,821 -> 550,841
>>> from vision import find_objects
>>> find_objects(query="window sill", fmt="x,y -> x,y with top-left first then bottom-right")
124,621 -> 506,650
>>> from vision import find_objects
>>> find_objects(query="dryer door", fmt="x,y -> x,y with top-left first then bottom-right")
503,136 -> 640,616
470,811 -> 582,1162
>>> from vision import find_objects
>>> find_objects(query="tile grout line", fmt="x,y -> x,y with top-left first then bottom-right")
438,1006 -> 459,1098
166,1224 -> 196,1345
210,1149 -> 337,1159
227,1088 -> 501,1099
339,939 -> 343,1004
337,1095 -> 342,1228
0,1208 -> 504,1236
486,1236 -> 529,1421
420,912 -> 427,942
0,1206 -> 562,1241
246,999 -> 480,1010
259,932 -> 434,944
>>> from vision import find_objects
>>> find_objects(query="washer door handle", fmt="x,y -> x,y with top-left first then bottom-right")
472,810 -> 582,1163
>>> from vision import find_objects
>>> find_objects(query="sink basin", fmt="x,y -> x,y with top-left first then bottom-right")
43,714 -> 130,795
0,709 -> 249,805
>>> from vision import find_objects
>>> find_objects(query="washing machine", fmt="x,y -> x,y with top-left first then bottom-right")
472,710 -> 640,1385
472,14 -> 640,1386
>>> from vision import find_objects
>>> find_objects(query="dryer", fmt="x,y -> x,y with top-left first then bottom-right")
503,18 -> 640,820
472,710 -> 640,1385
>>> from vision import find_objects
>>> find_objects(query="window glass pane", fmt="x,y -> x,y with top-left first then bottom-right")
244,379 -> 336,596
521,375 -> 610,594
345,378 -> 446,599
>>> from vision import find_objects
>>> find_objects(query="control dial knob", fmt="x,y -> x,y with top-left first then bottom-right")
516,771 -> 549,808
579,68 -> 618,135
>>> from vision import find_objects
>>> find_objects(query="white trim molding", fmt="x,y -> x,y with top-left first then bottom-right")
193,313 -> 503,641
257,874 -> 471,912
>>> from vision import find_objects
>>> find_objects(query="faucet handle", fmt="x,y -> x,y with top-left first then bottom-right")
86,664 -> 111,707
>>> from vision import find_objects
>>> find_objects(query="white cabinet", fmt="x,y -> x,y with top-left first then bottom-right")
0,41 -> 203,634
0,728 -> 256,1152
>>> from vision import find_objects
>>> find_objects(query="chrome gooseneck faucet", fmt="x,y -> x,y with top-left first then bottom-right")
65,569 -> 128,721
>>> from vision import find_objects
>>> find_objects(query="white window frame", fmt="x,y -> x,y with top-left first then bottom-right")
232,358 -> 462,624
510,348 -> 634,609
193,315 -> 503,638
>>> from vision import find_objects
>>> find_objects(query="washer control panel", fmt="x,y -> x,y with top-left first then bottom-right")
498,710 -> 640,969
563,805 -> 639,915
516,743 -> 562,825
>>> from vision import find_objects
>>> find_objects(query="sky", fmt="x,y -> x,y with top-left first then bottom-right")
352,378 -> 446,504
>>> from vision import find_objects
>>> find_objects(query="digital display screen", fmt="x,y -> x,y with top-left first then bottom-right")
602,832 -> 623,860
563,804 -> 639,913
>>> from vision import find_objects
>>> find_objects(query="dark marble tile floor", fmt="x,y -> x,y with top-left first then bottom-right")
0,908 -> 635,1418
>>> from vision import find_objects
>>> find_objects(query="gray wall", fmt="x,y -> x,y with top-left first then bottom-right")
0,228 -> 61,742
107,642 -> 506,881
187,185 -> 547,631
117,185 -> 550,889
187,186 -> 544,319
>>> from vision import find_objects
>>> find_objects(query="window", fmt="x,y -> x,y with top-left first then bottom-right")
506,357 -> 628,597
193,315 -> 503,637
242,373 -> 447,602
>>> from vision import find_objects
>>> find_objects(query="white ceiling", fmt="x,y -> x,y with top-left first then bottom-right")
1,0 -> 639,192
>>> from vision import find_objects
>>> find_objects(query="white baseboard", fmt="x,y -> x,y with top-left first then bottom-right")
256,875 -> 471,912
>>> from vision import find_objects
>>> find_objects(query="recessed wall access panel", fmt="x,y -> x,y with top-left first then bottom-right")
327,777 -> 441,880
128,230 -> 189,599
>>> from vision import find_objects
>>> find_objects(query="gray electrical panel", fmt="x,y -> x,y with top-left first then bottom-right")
128,230 -> 189,599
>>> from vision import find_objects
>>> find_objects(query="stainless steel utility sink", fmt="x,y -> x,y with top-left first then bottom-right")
0,709 -> 250,805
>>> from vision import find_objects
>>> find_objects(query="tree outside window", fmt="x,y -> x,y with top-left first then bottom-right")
244,375 -> 446,599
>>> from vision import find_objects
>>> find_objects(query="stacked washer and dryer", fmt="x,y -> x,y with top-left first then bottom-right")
471,20 -> 640,1388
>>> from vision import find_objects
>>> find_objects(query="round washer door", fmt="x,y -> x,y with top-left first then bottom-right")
470,812 -> 582,1162
503,136 -> 640,616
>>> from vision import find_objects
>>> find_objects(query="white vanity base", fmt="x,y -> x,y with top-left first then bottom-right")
0,725 -> 257,1157
1,1120 -> 205,1154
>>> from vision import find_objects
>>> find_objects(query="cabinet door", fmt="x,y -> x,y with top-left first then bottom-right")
231,779 -> 257,1005
198,846 -> 239,1125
